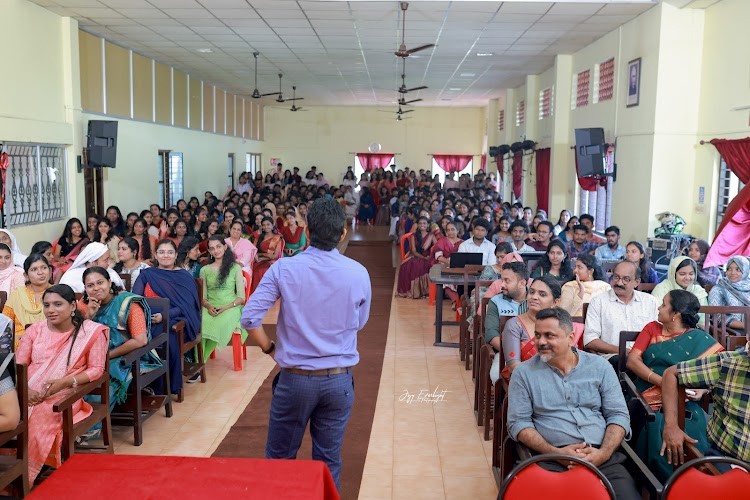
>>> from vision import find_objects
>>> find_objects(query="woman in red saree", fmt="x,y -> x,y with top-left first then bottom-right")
251,217 -> 283,293
16,284 -> 108,482
51,218 -> 89,278
281,211 -> 307,257
397,216 -> 436,298
431,220 -> 463,303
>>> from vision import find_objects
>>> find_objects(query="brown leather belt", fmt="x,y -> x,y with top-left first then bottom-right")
282,367 -> 352,376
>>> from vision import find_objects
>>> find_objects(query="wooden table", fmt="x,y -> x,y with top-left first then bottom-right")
429,264 -> 479,347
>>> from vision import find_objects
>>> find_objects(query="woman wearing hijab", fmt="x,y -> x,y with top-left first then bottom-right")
0,229 -> 27,267
708,255 -> 750,329
687,239 -> 722,287
652,256 -> 709,309
59,242 -> 125,293
0,244 -> 25,295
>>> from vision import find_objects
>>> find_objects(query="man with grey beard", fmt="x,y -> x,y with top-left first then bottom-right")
507,307 -> 639,500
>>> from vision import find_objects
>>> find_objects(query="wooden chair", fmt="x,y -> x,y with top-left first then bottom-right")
53,355 -> 114,460
460,277 -> 494,367
637,283 -> 657,293
726,335 -> 746,351
617,331 -> 657,444
118,273 -> 132,292
173,279 -> 207,402
0,363 -> 28,498
111,297 -> 173,446
700,305 -> 750,347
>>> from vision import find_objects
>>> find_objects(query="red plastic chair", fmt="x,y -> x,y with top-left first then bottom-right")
662,456 -> 750,500
499,454 -> 615,500
399,233 -> 410,261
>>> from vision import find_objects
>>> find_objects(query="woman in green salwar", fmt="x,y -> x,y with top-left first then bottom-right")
626,289 -> 724,481
199,236 -> 246,361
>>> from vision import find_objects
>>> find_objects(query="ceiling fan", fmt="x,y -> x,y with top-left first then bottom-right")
395,2 -> 435,58
397,59 -> 427,95
289,86 -> 306,111
250,52 -> 280,99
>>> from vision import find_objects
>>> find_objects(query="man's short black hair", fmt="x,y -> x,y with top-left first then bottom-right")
308,199 -> 345,251
605,225 -> 620,236
579,214 -> 595,224
537,221 -> 554,233
509,220 -> 529,233
472,218 -> 491,233
572,224 -> 589,234
536,307 -> 573,333
501,261 -> 530,281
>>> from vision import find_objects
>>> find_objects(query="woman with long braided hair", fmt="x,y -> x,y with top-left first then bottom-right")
16,284 -> 109,482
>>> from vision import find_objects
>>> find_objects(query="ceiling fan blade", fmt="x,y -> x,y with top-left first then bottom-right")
406,85 -> 428,92
285,97 -> 304,101
401,109 -> 414,114
407,44 -> 435,55
260,91 -> 280,97
400,98 -> 423,105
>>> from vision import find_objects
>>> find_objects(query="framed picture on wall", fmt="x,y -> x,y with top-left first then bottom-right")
626,58 -> 641,107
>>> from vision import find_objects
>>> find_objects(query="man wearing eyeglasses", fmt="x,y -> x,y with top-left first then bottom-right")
583,261 -> 658,369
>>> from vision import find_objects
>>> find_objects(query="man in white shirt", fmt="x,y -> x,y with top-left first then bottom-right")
508,220 -> 536,253
584,261 -> 658,368
458,219 -> 497,265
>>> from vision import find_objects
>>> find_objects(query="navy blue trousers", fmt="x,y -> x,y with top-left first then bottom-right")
267,370 -> 354,490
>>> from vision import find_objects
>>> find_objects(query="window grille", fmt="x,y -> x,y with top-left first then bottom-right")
572,70 -> 590,109
594,58 -> 615,103
3,143 -> 67,227
515,100 -> 525,127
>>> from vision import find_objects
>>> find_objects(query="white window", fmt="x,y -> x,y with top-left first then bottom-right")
159,150 -> 183,208
593,58 -> 615,104
245,153 -> 261,176
2,143 -> 67,227
715,158 -> 744,232
432,158 -> 473,185
538,87 -> 554,120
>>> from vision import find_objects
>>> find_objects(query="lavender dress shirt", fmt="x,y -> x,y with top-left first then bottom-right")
241,246 -> 372,370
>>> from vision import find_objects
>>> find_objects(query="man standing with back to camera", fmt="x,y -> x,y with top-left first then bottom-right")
241,198 -> 372,490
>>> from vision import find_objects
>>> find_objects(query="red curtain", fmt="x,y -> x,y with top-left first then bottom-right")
356,153 -> 394,172
512,152 -> 523,199
497,156 -> 504,181
433,155 -> 473,173
535,148 -> 551,212
480,154 -> 487,172
705,137 -> 750,267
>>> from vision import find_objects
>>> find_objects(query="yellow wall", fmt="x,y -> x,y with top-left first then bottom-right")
263,106 -> 485,183
81,112 -> 262,214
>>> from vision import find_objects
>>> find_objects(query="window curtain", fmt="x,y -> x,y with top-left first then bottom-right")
497,156 -> 504,181
705,137 -> 750,267
432,155 -> 473,173
512,152 -> 523,199
480,154 -> 487,172
356,153 -> 394,172
535,148 -> 551,212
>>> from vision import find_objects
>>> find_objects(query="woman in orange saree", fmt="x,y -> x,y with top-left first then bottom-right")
16,284 -> 109,482
251,217 -> 283,293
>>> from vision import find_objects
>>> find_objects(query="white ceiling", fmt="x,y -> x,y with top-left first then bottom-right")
33,0 -> 666,107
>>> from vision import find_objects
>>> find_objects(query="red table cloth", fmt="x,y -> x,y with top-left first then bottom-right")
29,454 -> 340,499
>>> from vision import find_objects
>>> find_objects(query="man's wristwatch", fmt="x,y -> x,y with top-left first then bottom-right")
262,341 -> 276,355
72,375 -> 78,388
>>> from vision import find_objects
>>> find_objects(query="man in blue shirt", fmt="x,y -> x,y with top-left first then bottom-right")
595,225 -> 626,261
241,199 -> 372,490
507,307 -> 639,500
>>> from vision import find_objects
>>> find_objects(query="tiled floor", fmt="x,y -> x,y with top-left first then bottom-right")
111,232 -> 498,499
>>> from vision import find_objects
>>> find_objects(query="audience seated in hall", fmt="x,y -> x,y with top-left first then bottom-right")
708,255 -> 750,329
397,216 -> 436,299
507,307 -> 640,500
652,256 -> 709,312
17,284 -> 108,482
626,289 -> 723,480
59,242 -> 125,294
559,254 -> 610,317
3,254 -> 52,348
200,236 -> 246,367
594,225 -> 626,261
625,241 -> 660,284
0,244 -> 26,295
584,261 -> 659,368
457,219 -> 496,265
132,240 -> 201,397
0,229 -> 28,268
